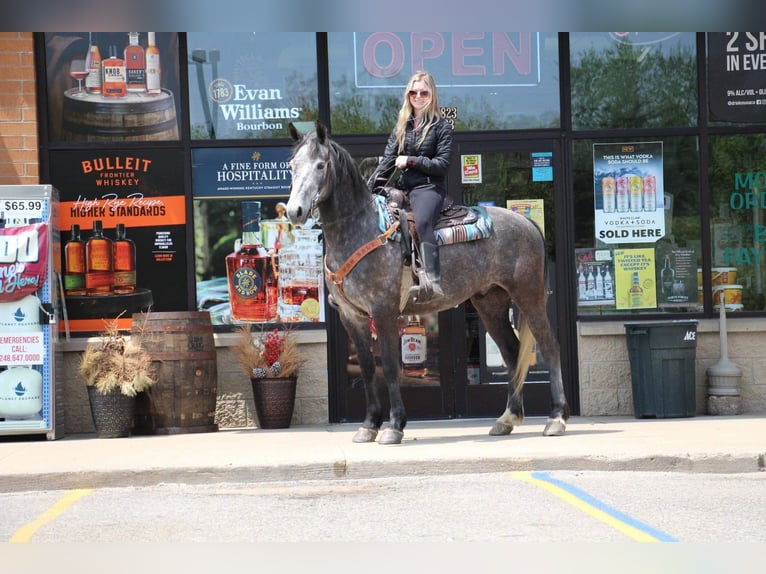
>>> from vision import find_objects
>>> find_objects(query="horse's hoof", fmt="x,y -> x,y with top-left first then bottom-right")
352,427 -> 378,443
489,421 -> 514,436
378,428 -> 404,445
543,417 -> 567,436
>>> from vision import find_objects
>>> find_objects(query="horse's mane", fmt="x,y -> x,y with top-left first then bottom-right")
328,139 -> 368,194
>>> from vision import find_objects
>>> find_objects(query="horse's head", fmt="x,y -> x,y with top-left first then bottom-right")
286,121 -> 332,226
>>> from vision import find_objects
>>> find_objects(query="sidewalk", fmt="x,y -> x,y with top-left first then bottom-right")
0,415 -> 764,492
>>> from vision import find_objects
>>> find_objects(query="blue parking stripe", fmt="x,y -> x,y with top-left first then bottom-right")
530,471 -> 678,542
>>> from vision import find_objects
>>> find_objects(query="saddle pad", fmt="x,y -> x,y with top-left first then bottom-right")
436,206 -> 493,246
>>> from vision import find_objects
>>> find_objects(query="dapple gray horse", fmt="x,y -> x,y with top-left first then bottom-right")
286,122 -> 569,444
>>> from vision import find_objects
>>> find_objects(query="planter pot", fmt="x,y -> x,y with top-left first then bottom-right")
87,386 -> 136,438
250,376 -> 297,429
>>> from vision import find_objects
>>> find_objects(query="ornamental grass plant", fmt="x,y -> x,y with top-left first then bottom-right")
79,317 -> 156,397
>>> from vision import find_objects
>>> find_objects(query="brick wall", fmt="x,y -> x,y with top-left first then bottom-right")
0,32 -> 38,186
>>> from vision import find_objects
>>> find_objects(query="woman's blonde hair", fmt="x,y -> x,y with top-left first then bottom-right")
394,71 -> 442,153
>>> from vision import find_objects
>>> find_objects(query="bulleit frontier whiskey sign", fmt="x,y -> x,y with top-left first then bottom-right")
50,148 -> 188,334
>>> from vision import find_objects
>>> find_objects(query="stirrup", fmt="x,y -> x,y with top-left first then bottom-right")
408,269 -> 435,302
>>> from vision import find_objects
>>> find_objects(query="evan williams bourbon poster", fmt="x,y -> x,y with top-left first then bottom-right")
50,148 -> 188,334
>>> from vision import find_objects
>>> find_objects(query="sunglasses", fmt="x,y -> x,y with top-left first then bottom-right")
408,90 -> 430,98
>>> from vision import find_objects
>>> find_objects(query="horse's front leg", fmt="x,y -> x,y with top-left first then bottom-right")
342,315 -> 382,443
374,316 -> 407,445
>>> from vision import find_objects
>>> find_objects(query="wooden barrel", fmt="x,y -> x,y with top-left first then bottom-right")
62,88 -> 179,141
131,311 -> 218,434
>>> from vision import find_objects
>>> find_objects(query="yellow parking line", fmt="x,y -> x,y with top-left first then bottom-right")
10,488 -> 93,542
511,471 -> 676,542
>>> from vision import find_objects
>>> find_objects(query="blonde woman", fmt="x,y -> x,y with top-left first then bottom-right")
369,71 -> 453,299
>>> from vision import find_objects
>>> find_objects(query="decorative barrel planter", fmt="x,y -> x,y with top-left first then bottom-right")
87,386 -> 136,438
132,311 -> 219,434
250,376 -> 297,429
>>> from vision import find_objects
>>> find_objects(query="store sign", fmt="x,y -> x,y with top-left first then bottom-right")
593,142 -> 666,244
708,32 -> 766,123
192,148 -> 292,199
355,32 -> 540,87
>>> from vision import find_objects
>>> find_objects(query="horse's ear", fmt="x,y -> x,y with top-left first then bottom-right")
288,123 -> 301,141
316,121 -> 327,143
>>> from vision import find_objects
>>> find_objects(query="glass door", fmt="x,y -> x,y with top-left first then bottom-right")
453,138 -> 572,417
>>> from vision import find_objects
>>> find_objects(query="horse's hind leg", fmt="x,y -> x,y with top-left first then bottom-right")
470,292 -> 524,436
341,314 -> 382,443
517,297 -> 570,437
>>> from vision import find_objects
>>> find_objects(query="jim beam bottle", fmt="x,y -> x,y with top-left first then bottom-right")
145,32 -> 161,95
401,315 -> 428,378
124,32 -> 146,92
113,223 -> 136,294
64,224 -> 86,296
85,219 -> 114,295
226,201 -> 278,322
102,45 -> 127,98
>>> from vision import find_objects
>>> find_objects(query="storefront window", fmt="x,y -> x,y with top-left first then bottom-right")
186,32 -> 318,140
570,33 -> 697,130
327,32 -> 560,134
573,136 -> 702,316
708,134 -> 766,311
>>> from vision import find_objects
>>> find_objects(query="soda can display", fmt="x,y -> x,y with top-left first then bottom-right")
629,175 -> 643,212
601,176 -> 616,213
616,176 -> 629,212
642,174 -> 657,211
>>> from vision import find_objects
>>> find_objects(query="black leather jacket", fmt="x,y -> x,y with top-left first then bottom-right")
370,116 -> 453,192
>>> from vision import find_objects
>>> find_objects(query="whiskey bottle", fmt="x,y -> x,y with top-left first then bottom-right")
401,315 -> 428,378
661,255 -> 675,296
145,32 -> 161,95
629,271 -> 643,308
85,35 -> 102,94
85,220 -> 114,295
226,201 -> 278,322
64,224 -> 86,296
113,223 -> 136,294
102,45 -> 127,98
124,32 -> 146,92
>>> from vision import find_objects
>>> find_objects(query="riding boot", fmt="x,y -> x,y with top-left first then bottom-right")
420,242 -> 445,299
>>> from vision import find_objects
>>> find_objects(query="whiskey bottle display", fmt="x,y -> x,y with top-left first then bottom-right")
145,32 -> 161,95
102,45 -> 126,98
401,315 -> 428,378
112,223 -> 136,294
277,227 -> 322,322
85,34 -> 102,94
226,201 -> 278,322
85,220 -> 114,295
124,32 -> 146,92
64,224 -> 86,296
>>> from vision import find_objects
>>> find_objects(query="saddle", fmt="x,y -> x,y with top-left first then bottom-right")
374,186 -> 492,267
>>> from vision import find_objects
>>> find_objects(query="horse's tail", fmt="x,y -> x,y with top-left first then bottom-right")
511,313 -> 534,398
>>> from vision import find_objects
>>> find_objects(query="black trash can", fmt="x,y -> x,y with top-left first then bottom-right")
625,320 -> 698,418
